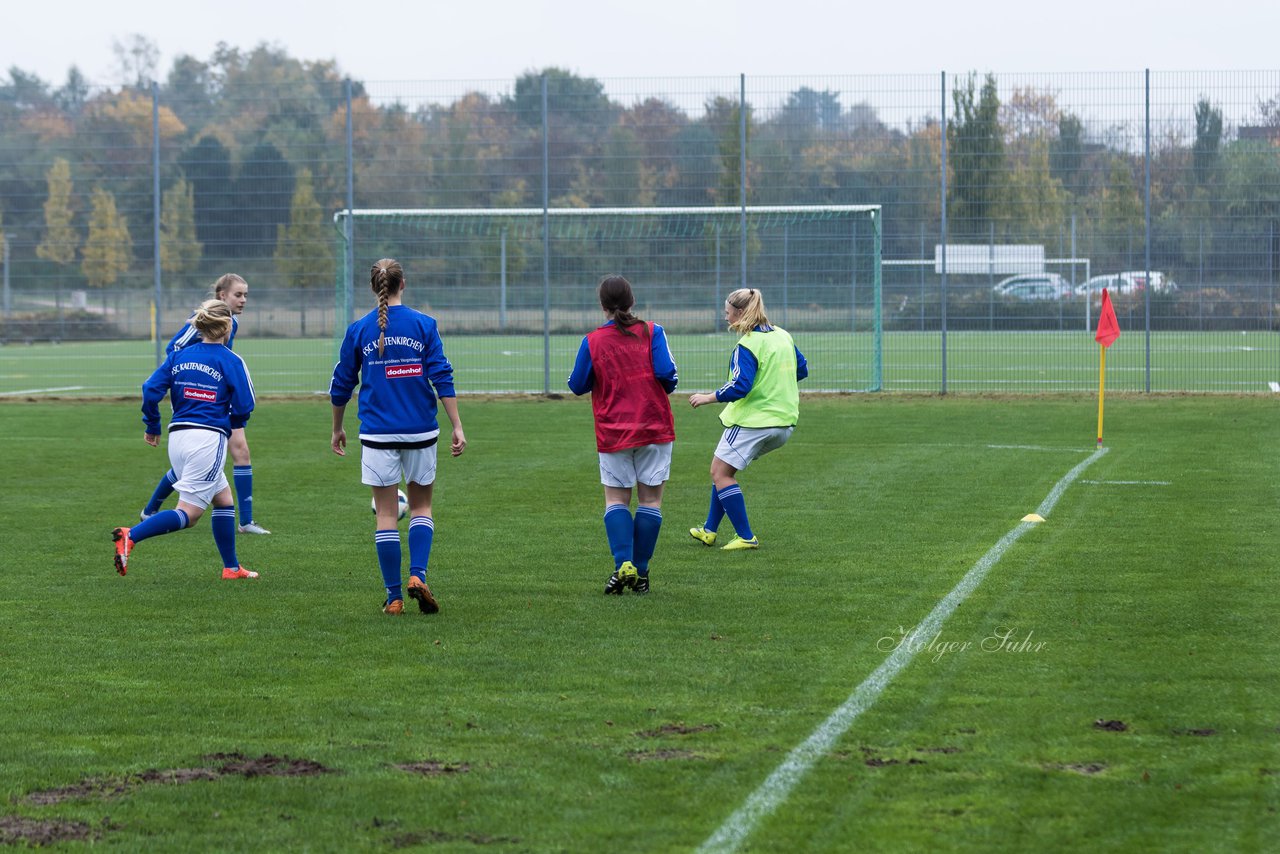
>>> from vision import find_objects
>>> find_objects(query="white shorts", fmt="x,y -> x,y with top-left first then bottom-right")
714,425 -> 794,471
599,442 -> 673,488
361,443 -> 438,487
168,428 -> 230,510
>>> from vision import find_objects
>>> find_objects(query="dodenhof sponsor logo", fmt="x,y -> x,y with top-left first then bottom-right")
385,363 -> 423,379
183,387 -> 218,402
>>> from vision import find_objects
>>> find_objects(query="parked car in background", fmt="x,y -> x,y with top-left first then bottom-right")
1075,271 -> 1178,298
993,273 -> 1073,300
1117,271 -> 1177,293
1075,273 -> 1135,297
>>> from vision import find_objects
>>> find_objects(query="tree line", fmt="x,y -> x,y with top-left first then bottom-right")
2,43 -> 1279,299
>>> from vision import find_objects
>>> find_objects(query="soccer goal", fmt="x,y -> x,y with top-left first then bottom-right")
333,205 -> 882,394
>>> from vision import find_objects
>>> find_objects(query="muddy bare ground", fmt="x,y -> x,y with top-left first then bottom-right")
21,753 -> 335,806
627,748 -> 703,762
1093,719 -> 1129,732
394,761 -> 471,776
634,723 -> 717,738
1046,762 -> 1108,775
0,815 -> 101,846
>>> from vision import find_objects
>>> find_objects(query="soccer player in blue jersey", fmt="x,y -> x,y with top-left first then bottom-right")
112,299 -> 259,580
330,258 -> 467,616
567,275 -> 678,594
689,288 -> 808,550
139,273 -> 271,535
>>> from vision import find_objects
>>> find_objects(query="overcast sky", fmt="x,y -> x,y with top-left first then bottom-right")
5,0 -> 1279,89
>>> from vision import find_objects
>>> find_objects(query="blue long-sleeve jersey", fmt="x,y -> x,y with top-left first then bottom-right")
567,321 -> 679,395
714,326 -> 809,402
167,315 -> 239,353
142,341 -> 256,437
329,305 -> 456,441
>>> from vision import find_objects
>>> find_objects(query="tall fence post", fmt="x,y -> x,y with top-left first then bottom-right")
2,234 -> 10,319
152,81 -> 162,365
940,70 -> 949,395
344,78 -> 355,329
499,228 -> 508,332
541,74 -> 550,396
873,209 -> 883,392
739,73 -> 748,290
1144,68 -> 1152,392
782,222 -> 789,327
851,218 -> 858,333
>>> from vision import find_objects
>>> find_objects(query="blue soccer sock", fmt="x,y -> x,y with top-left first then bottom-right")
130,508 -> 189,543
408,516 -> 434,581
603,503 -> 634,569
143,470 -> 177,516
210,507 -> 239,567
716,483 -> 754,541
233,466 -> 254,524
704,485 -> 726,532
375,529 -> 402,601
632,506 -> 662,574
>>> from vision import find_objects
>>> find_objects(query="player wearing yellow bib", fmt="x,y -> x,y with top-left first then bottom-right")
688,288 -> 808,550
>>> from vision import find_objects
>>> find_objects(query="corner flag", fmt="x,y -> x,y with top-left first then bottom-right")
1095,288 -> 1121,348
1095,288 -> 1121,445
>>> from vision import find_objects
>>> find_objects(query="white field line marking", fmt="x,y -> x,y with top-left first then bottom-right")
0,386 -> 84,396
1081,479 -> 1170,486
987,444 -> 1092,453
697,447 -> 1109,854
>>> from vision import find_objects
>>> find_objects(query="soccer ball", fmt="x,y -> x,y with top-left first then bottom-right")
372,489 -> 409,520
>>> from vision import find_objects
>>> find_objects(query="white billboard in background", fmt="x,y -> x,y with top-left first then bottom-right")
935,245 -> 1045,275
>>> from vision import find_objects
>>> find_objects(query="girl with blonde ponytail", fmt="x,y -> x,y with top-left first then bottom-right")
330,258 -> 467,616
688,287 -> 809,550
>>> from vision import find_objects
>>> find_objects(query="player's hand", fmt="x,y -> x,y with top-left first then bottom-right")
451,428 -> 467,457
144,433 -> 159,446
689,393 -> 716,408
331,429 -> 347,456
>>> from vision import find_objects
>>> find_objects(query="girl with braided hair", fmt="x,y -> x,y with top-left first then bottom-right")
567,275 -> 678,594
329,258 -> 466,615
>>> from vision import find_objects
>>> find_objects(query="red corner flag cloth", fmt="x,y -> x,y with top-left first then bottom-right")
1095,288 -> 1121,348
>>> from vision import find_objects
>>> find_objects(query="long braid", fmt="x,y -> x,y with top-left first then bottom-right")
376,274 -> 389,357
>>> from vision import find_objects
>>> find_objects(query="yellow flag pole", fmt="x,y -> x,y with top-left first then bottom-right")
1096,345 -> 1106,446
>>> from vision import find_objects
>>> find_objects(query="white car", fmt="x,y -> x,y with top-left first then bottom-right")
1075,274 -> 1136,297
1117,271 -> 1177,293
993,273 -> 1073,300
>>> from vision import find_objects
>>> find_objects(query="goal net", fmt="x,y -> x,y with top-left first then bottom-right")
333,205 -> 881,393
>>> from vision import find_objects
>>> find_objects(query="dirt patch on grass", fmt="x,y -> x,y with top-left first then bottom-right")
203,752 -> 334,778
1046,762 -> 1108,775
915,746 -> 963,754
391,829 -> 520,847
394,761 -> 471,776
22,753 -> 334,805
0,815 -> 97,845
627,749 -> 703,762
1172,728 -> 1217,737
1093,719 -> 1128,732
635,723 -> 717,738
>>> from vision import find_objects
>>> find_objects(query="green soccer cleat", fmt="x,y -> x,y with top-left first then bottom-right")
604,561 -> 639,595
689,526 -> 717,546
721,536 -> 759,551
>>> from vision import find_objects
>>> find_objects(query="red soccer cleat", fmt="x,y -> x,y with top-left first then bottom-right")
221,565 -> 259,580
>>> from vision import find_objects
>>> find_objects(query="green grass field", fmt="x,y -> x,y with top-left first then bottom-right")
1,329 -> 1277,397
1,395 -> 1277,851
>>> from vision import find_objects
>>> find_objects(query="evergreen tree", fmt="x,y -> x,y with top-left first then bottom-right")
160,178 -> 202,286
81,186 -> 133,304
273,168 -> 332,335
